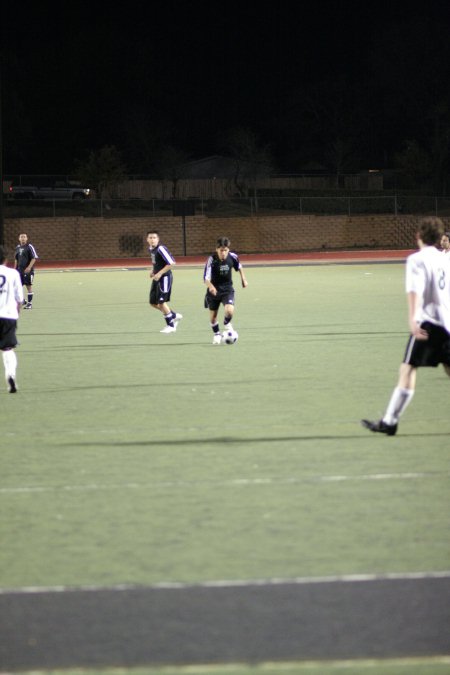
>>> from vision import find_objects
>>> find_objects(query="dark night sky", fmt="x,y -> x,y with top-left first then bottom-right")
2,0 -> 450,174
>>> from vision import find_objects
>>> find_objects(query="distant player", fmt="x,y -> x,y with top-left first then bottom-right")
203,236 -> 248,344
14,233 -> 38,309
441,231 -> 450,254
147,231 -> 182,333
362,216 -> 450,435
0,245 -> 24,393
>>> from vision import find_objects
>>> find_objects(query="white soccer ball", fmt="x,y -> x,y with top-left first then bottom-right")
222,328 -> 239,344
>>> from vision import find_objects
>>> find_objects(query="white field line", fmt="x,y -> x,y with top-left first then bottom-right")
0,471 -> 448,496
1,570 -> 449,595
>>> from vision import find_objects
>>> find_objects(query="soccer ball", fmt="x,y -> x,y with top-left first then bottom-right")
222,328 -> 239,344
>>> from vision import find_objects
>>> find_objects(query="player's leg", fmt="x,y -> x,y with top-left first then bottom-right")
362,323 -> 442,435
223,302 -> 235,331
150,278 -> 181,333
209,309 -> 222,344
158,301 -> 182,332
1,320 -> 19,392
2,346 -> 18,393
23,272 -> 34,308
223,290 -> 236,331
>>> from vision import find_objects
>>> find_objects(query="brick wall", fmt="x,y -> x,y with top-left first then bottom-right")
4,213 -> 449,261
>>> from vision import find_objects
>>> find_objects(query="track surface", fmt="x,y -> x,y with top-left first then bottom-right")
39,249 -> 415,270
1,577 -> 449,670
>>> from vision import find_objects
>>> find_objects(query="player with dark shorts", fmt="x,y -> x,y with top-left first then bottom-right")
403,321 -> 450,368
362,217 -> 450,436
0,245 -> 24,392
147,231 -> 182,334
203,236 -> 248,344
14,233 -> 38,309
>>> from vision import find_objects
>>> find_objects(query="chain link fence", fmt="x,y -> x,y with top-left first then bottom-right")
3,194 -> 450,219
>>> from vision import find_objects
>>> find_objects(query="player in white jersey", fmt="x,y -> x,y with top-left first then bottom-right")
362,217 -> 450,435
0,246 -> 24,393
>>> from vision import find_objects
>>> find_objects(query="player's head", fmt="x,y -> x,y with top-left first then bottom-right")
146,231 -> 160,248
216,237 -> 231,260
0,245 -> 6,264
417,217 -> 444,247
441,232 -> 450,250
18,233 -> 28,245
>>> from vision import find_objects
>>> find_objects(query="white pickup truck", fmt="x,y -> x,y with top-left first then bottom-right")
8,181 -> 91,200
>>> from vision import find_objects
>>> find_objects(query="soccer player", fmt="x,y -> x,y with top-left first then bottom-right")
147,231 -> 182,333
14,233 -> 38,309
362,216 -> 450,436
0,246 -> 24,393
203,236 -> 248,344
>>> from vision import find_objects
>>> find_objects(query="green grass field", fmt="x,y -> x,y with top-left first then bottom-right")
1,262 -> 449,675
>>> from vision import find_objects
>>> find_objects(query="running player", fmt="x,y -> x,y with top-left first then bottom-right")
147,231 -> 182,333
362,217 -> 450,435
203,236 -> 248,344
0,246 -> 24,393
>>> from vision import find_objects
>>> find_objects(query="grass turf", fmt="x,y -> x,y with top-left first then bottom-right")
1,263 -> 449,674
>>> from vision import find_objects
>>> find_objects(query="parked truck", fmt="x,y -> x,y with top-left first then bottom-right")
8,180 -> 91,200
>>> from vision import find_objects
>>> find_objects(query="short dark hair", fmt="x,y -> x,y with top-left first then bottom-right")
216,236 -> 231,248
0,245 -> 6,264
418,217 -> 444,246
147,230 -> 159,236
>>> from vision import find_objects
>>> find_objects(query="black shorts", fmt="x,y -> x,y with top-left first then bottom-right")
204,288 -> 235,311
403,321 -> 450,367
0,318 -> 18,350
19,270 -> 34,286
149,273 -> 172,304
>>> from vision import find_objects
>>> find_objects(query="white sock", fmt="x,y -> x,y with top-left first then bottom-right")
383,387 -> 414,425
2,350 -> 17,380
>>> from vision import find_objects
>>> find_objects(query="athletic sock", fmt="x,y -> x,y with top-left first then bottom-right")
383,387 -> 414,425
164,311 -> 175,327
224,315 -> 233,327
211,322 -> 220,334
2,350 -> 17,379
28,292 -> 33,305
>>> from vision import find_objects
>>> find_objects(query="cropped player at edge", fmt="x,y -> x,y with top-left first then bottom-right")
147,231 -> 182,334
362,216 -> 450,435
203,236 -> 248,344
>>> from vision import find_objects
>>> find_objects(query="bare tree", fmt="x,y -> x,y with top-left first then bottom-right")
74,145 -> 128,198
224,127 -> 273,209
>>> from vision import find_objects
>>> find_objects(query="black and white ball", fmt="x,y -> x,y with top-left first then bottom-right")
222,329 -> 239,344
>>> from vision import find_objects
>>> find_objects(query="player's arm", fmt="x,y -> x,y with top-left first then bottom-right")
203,257 -> 217,295
25,257 -> 36,274
239,267 -> 248,288
152,263 -> 174,281
407,291 -> 428,340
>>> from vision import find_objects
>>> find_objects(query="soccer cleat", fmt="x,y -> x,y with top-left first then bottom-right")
23,303 -> 32,309
160,325 -> 177,333
361,419 -> 398,436
174,313 -> 183,322
7,377 -> 17,393
212,334 -> 222,345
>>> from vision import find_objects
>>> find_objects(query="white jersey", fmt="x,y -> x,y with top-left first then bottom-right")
405,245 -> 450,333
0,264 -> 24,319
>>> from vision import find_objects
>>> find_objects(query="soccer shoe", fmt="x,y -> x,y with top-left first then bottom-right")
160,325 -> 177,333
361,419 -> 398,436
23,303 -> 32,309
212,334 -> 222,345
7,377 -> 17,393
174,313 -> 183,322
